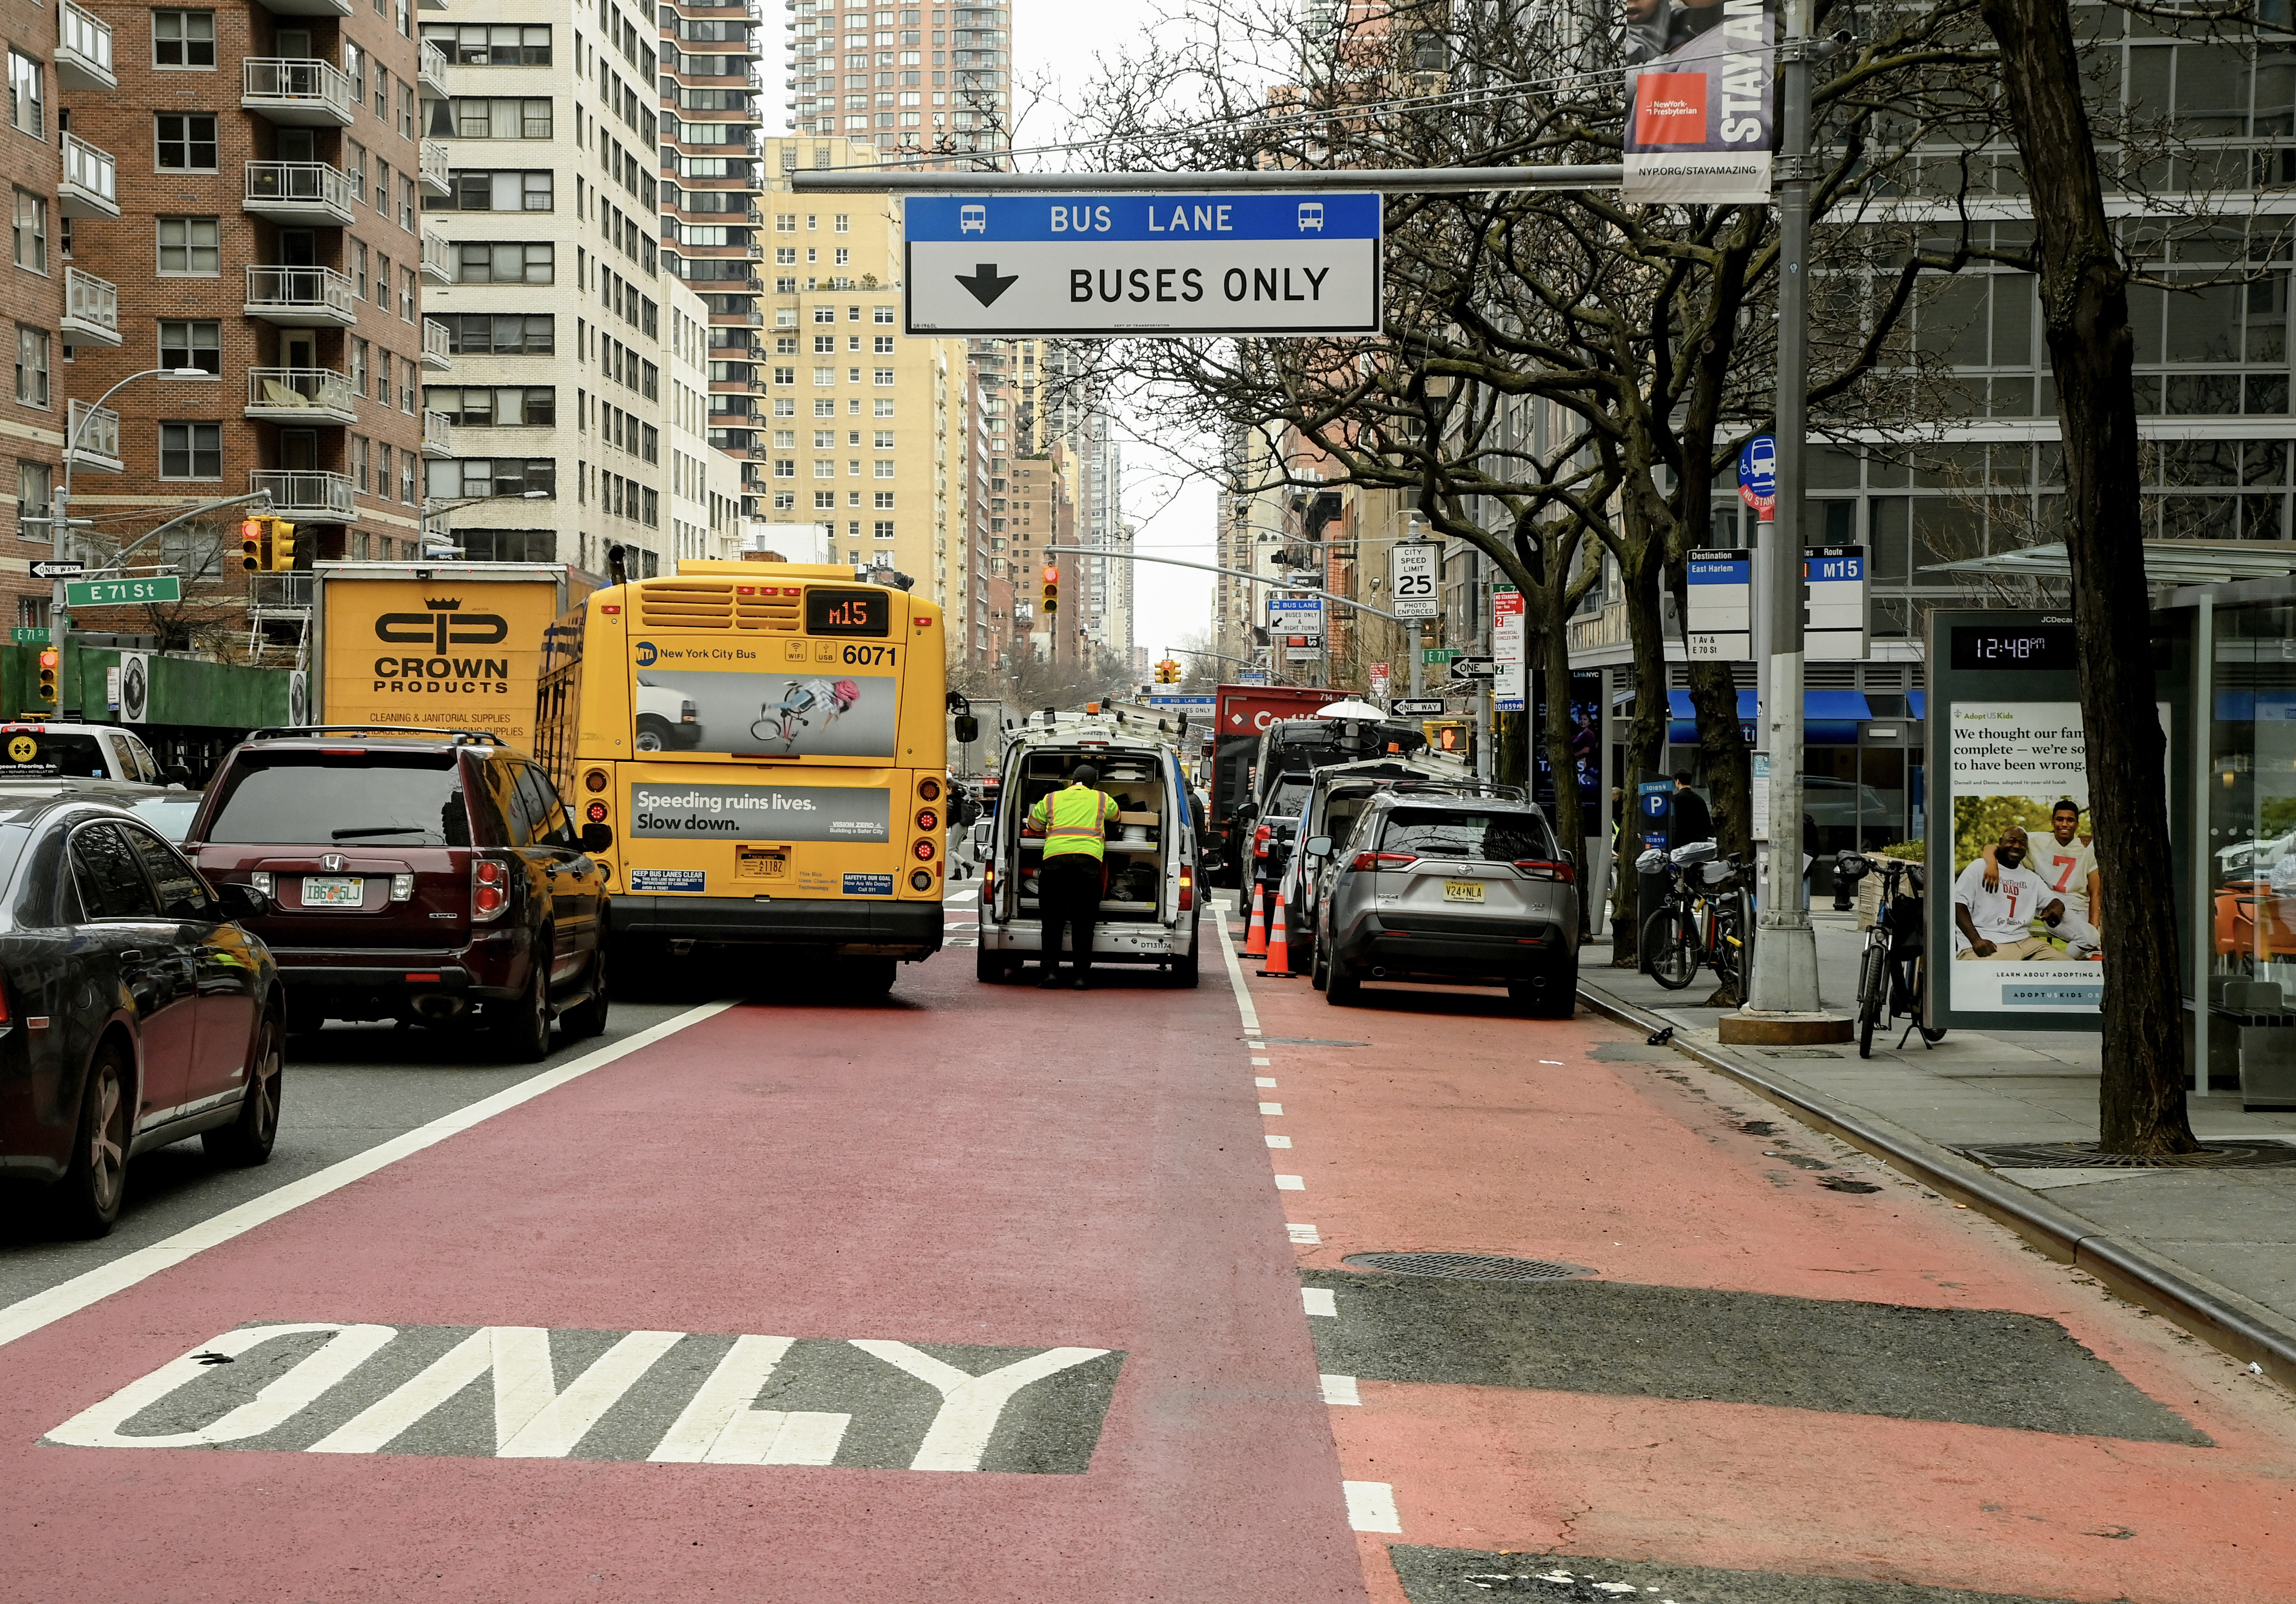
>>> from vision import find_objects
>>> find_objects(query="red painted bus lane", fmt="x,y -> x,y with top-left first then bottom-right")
0,956 -> 1367,1604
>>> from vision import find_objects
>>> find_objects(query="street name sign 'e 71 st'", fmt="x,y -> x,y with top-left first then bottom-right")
902,193 -> 1382,338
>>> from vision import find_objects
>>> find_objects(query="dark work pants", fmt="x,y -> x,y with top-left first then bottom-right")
1039,853 -> 1104,977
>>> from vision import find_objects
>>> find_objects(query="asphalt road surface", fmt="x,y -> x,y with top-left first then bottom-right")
2,893 -> 2291,1603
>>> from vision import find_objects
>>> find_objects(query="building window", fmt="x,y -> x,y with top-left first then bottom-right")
773,491 -> 795,511
812,459 -> 834,479
814,490 -> 836,508
873,335 -> 894,353
13,325 -> 46,407
159,421 -> 221,478
18,459 -> 50,528
773,459 -> 795,478
353,433 -> 369,491
874,520 -> 894,539
433,97 -> 553,139
353,239 -> 368,299
159,320 -> 220,374
156,215 -> 220,274
873,459 -> 894,478
11,190 -> 44,273
155,113 -> 219,172
438,169 -> 553,210
397,78 -> 415,139
873,368 -> 894,386
423,384 -> 555,425
401,265 -> 417,319
834,213 -> 849,233
350,337 -> 367,393
152,10 -> 217,68
8,51 -> 41,138
453,240 -> 553,283
427,458 -> 556,498
439,312 -> 553,354
423,25 -> 552,66
874,399 -> 894,417
373,156 -> 389,210
873,491 -> 894,509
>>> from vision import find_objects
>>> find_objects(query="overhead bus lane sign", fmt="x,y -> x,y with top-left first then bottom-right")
903,192 -> 1383,338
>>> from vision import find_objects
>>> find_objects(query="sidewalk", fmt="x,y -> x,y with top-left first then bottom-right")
1581,910 -> 2296,1345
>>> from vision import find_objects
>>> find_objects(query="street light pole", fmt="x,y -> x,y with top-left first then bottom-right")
52,368 -> 219,658
1741,0 -> 1828,1023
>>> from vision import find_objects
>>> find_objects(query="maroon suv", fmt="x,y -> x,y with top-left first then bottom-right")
185,728 -> 609,1060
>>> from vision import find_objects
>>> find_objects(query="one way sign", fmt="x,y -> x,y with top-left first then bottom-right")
903,193 -> 1382,339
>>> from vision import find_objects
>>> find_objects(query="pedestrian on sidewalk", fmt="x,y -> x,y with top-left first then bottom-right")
1028,762 -> 1120,990
1668,771 -> 1712,848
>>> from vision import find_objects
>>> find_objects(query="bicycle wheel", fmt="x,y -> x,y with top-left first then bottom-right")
1855,941 -> 1886,1059
1642,906 -> 1699,991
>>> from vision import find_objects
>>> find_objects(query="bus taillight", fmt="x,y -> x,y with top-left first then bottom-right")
583,769 -> 608,793
912,839 -> 936,861
910,868 -> 934,891
915,807 -> 939,832
918,777 -> 942,802
586,800 -> 609,824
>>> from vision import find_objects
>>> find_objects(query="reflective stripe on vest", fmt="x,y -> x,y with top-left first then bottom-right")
1037,786 -> 1114,860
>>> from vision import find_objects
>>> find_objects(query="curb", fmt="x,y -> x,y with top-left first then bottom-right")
1575,977 -> 2296,1394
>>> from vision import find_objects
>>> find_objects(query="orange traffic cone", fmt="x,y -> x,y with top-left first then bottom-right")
1242,880 -> 1268,957
1259,888 -> 1295,977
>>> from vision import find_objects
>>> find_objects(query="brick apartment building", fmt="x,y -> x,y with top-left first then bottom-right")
3,1 -> 68,627
53,0 -> 431,648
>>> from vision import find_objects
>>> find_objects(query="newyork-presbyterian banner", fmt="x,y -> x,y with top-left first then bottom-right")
1622,0 -> 1776,205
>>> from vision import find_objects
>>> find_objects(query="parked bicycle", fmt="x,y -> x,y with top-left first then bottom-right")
1834,850 -> 1948,1058
1637,841 -> 1752,994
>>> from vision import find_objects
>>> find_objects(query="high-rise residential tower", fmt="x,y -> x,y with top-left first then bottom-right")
782,2 -> 1011,164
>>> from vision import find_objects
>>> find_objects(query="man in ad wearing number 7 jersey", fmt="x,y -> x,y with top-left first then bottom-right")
1971,799 -> 2103,958
1954,825 -> 2073,961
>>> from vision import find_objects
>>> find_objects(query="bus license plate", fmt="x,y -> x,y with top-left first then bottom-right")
1444,880 -> 1484,902
737,847 -> 787,880
302,876 -> 363,907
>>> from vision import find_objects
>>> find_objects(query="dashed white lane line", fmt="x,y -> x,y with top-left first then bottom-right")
1539,1059 -> 1564,1065
1345,1480 -> 1401,1533
1251,1056 -> 1272,1066
1254,1076 -> 1277,1088
1266,1134 -> 1292,1149
1287,1223 -> 1320,1245
1258,1102 -> 1283,1116
1246,1039 -> 1267,1050
1274,1175 -> 1305,1191
0,1000 -> 740,1352
1302,1288 -> 1337,1317
1319,1374 -> 1360,1406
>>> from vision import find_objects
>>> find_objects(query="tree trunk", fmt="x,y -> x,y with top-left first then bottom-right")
1538,610 -> 1590,934
1611,540 -> 1671,967
1979,0 -> 2196,1154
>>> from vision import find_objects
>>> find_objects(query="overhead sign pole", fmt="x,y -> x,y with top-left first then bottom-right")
795,166 -> 1626,196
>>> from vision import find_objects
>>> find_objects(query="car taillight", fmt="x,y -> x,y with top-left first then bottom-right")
1178,866 -> 1194,912
1254,824 -> 1271,857
916,807 -> 939,832
1514,860 -> 1576,883
471,857 -> 509,922
1350,852 -> 1418,872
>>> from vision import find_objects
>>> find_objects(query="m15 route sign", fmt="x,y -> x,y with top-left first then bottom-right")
902,194 -> 1382,338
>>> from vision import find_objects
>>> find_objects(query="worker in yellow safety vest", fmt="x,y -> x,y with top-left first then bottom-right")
1027,762 -> 1121,989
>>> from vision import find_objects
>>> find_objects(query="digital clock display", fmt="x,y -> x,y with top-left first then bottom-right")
1949,624 -> 2077,671
805,588 -> 890,637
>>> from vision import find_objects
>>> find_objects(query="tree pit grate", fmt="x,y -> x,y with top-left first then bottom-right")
1962,1139 -> 2296,1170
1341,1251 -> 1595,1281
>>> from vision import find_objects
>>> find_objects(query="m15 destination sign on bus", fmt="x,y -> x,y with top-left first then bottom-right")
902,193 -> 1382,338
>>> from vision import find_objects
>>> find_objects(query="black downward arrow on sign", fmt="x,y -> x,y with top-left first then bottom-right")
955,263 -> 1019,306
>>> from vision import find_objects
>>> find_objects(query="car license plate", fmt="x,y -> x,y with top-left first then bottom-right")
301,876 -> 363,907
1444,880 -> 1484,902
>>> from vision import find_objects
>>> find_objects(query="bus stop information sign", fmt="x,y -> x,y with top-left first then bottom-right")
902,193 -> 1383,338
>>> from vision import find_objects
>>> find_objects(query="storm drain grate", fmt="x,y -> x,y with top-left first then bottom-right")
1342,1252 -> 1595,1281
1963,1139 -> 2296,1170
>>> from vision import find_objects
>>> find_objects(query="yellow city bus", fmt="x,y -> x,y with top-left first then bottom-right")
535,559 -> 949,992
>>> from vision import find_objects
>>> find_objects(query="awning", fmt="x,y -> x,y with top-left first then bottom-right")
1923,539 -> 2296,587
1664,689 -> 1873,721
1909,690 -> 1926,720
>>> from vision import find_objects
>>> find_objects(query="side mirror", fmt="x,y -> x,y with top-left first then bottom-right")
954,714 -> 979,744
1305,835 -> 1332,857
1560,849 -> 1576,869
580,822 -> 615,853
214,881 -> 271,921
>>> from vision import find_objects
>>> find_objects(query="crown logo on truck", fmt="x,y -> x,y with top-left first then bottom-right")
425,597 -> 461,610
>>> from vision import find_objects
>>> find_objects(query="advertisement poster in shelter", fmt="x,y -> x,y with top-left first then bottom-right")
1622,0 -> 1775,204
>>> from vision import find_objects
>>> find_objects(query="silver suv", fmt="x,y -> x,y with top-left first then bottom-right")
1308,789 -> 1579,1016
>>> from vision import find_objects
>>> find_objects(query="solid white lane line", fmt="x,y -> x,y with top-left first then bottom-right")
1258,1102 -> 1283,1116
1218,905 -> 1262,1036
1320,1374 -> 1361,1406
1274,1175 -> 1305,1191
1286,1223 -> 1320,1244
1302,1288 -> 1337,1317
1266,1134 -> 1292,1149
1345,1480 -> 1401,1533
0,1000 -> 740,1353
1255,1077 -> 1277,1088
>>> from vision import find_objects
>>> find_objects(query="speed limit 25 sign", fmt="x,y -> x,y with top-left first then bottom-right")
1390,541 -> 1439,619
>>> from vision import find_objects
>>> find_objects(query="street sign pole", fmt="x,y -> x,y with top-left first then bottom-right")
1738,0 -> 1833,1034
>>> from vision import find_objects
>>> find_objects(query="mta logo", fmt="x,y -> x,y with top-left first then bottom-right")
634,640 -> 658,666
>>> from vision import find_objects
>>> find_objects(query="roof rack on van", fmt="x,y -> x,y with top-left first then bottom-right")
1380,779 -> 1530,802
248,724 -> 501,744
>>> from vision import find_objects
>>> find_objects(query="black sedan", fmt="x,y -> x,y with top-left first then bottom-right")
0,797 -> 281,1237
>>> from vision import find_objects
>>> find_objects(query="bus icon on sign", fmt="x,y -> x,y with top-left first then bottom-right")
1297,201 -> 1324,232
960,204 -> 987,234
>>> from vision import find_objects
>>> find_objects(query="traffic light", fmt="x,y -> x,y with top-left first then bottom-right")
1154,658 -> 1181,684
239,518 -> 266,573
35,648 -> 57,707
1040,563 -> 1059,616
268,519 -> 298,571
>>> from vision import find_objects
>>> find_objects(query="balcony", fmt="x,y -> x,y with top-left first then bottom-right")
58,134 -> 118,220
243,160 -> 356,224
418,38 -> 448,97
244,264 -> 358,326
418,139 -> 451,196
60,267 -> 120,347
421,317 -> 453,370
245,367 -> 356,423
250,470 -> 357,521
249,571 -> 316,614
422,410 -> 454,458
421,227 -> 452,284
56,1 -> 115,91
241,58 -> 357,125
255,0 -> 352,17
63,400 -> 123,475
